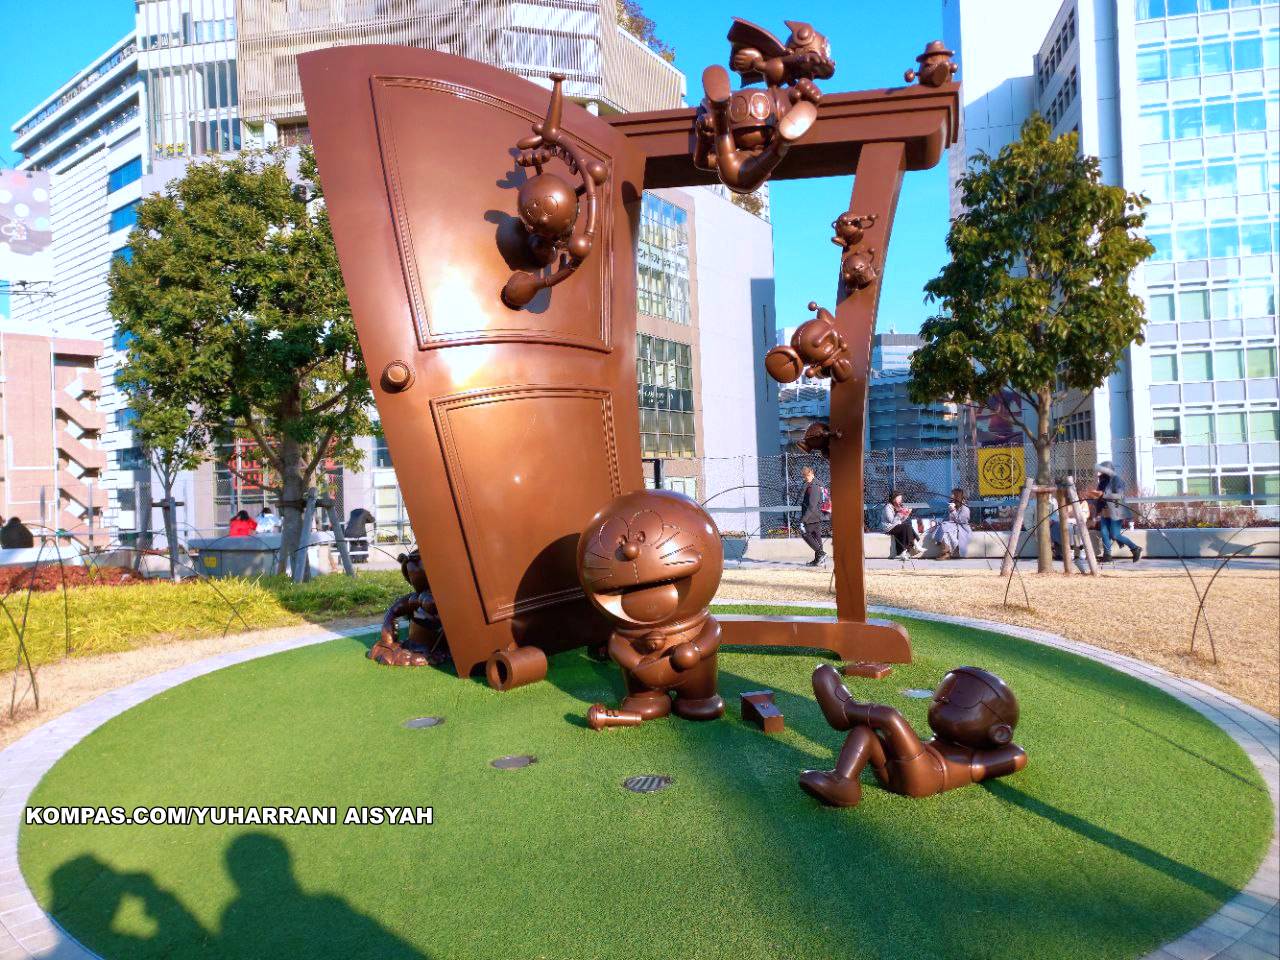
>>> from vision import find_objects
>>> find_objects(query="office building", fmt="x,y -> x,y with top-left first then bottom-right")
0,333 -> 106,540
9,1 -> 778,541
774,332 -> 958,452
944,0 -> 1278,498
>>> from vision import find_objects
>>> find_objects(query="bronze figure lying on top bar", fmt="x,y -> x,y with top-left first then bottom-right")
800,664 -> 1027,807
693,18 -> 835,194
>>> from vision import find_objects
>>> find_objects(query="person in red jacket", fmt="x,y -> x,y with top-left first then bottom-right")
228,510 -> 258,537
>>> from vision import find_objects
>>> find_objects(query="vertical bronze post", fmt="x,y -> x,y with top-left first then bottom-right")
828,141 -> 907,622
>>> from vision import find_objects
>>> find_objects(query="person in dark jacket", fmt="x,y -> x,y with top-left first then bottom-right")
1,517 -> 34,549
799,467 -> 827,566
344,508 -> 375,563
1088,462 -> 1142,563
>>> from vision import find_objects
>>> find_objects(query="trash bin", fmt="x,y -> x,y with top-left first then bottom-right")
189,534 -> 282,578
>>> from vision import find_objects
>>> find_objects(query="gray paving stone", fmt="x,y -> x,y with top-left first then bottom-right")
1219,938 -> 1277,959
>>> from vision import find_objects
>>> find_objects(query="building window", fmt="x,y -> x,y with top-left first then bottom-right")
637,333 -> 695,458
1216,411 -> 1247,443
107,157 -> 142,193
1181,351 -> 1212,381
115,407 -> 138,431
1182,412 -> 1213,445
112,328 -> 134,352
1255,472 -> 1280,496
277,123 -> 311,147
374,435 -> 393,469
109,200 -> 139,233
1154,414 -> 1181,445
118,446 -> 147,470
113,246 -> 133,264
1151,353 -> 1178,382
1247,347 -> 1278,380
636,194 -> 690,325
1052,409 -> 1094,442
1250,410 -> 1279,443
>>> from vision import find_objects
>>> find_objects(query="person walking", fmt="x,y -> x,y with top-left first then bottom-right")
882,491 -> 923,559
1089,462 -> 1142,563
799,467 -> 827,566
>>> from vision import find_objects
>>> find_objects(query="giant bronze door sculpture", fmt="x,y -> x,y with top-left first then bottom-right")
300,35 -> 959,686
300,48 -> 647,685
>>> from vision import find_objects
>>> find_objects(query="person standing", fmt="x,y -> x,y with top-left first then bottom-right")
344,507 -> 376,564
881,491 -> 923,559
799,467 -> 827,566
1090,462 -> 1142,563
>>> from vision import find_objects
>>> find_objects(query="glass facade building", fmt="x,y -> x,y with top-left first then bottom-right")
636,194 -> 691,325
946,0 -> 1279,497
1131,0 -> 1279,498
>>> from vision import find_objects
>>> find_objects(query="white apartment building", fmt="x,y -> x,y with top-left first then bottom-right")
944,0 -> 1278,500
8,0 -> 778,541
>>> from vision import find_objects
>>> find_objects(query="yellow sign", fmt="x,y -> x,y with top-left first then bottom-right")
203,555 -> 218,569
977,447 -> 1026,497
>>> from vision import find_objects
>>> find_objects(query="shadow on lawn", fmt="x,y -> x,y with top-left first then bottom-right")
540,629 -> 1255,959
50,834 -> 428,960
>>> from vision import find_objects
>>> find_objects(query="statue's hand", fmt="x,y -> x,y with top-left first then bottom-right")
791,77 -> 822,105
670,642 -> 700,671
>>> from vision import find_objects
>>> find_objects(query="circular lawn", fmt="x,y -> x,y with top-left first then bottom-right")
18,609 -> 1273,960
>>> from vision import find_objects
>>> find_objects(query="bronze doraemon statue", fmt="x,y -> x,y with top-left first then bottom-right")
577,490 -> 725,723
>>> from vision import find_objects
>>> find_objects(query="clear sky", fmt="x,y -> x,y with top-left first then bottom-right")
0,0 -> 951,335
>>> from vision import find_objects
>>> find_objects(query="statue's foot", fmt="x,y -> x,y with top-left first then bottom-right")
673,693 -> 725,721
778,100 -> 817,142
812,663 -> 854,731
702,64 -> 732,106
799,769 -> 863,807
368,639 -> 428,667
622,692 -> 672,721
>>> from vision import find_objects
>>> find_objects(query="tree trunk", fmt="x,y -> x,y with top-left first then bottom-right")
1034,387 -> 1054,574
276,436 -> 306,577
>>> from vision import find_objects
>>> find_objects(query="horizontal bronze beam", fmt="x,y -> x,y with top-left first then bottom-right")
606,82 -> 960,189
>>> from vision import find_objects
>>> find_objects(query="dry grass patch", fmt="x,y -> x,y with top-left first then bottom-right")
716,566 -> 1280,715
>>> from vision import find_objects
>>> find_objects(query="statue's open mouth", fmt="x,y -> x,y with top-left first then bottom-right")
595,579 -> 680,625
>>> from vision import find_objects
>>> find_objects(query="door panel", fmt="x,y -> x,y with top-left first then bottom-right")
300,47 -> 644,678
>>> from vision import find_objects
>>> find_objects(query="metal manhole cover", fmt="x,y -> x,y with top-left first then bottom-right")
402,716 -> 444,729
901,688 -> 934,699
622,774 -> 673,794
491,754 -> 537,769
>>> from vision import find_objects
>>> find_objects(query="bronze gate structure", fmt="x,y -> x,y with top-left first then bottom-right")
300,42 -> 958,682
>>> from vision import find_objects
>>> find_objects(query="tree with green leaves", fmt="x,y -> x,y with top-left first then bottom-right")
109,148 -> 372,575
119,383 -> 208,580
616,0 -> 675,62
909,115 -> 1154,573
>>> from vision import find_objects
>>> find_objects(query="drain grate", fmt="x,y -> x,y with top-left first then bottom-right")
491,754 -> 537,769
622,774 -> 673,794
402,716 -> 444,729
900,688 -> 934,699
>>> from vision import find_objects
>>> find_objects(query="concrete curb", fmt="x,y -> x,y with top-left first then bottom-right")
0,611 -> 1275,960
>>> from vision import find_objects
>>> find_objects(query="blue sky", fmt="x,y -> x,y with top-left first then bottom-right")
0,0 -> 951,334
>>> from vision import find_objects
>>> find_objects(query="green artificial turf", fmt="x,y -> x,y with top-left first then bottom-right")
19,608 -> 1273,960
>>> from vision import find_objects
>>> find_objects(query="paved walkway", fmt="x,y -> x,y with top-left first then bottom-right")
0,612 -> 1275,960
727,555 -> 1280,573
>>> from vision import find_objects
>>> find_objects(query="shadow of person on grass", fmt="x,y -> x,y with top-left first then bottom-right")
49,854 -> 212,958
219,833 -> 427,959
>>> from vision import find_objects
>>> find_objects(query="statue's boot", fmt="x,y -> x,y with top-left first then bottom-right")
673,693 -> 725,721
798,769 -> 863,807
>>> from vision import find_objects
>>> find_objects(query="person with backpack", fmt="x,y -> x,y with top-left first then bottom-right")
799,466 -> 828,566
1089,461 -> 1142,563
